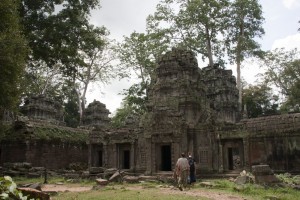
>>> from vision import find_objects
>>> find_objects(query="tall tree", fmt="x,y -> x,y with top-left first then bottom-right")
147,0 -> 230,66
73,27 -> 120,124
225,0 -> 265,112
243,83 -> 279,118
19,0 -> 101,76
116,31 -> 169,119
23,61 -> 63,98
260,48 -> 300,112
0,0 -> 28,116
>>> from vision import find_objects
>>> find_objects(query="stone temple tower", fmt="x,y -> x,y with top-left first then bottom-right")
140,48 -> 212,174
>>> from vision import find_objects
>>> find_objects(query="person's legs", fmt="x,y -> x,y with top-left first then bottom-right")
178,171 -> 184,191
182,170 -> 189,190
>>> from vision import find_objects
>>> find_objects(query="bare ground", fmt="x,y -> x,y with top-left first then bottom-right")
41,184 -> 248,200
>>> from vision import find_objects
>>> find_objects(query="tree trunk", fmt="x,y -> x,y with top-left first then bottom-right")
205,26 -> 214,67
75,88 -> 83,125
236,56 -> 242,113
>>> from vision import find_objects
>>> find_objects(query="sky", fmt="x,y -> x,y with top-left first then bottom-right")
87,0 -> 300,115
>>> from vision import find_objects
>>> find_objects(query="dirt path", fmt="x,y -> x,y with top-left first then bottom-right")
41,184 -> 247,200
41,184 -> 93,192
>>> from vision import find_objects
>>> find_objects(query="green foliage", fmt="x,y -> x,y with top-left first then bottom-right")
147,0 -> 230,66
225,0 -> 265,62
62,82 -> 80,128
20,0 -> 101,76
33,126 -> 88,143
0,0 -> 28,113
243,83 -> 279,118
1,124 -> 88,144
111,83 -> 147,128
0,176 -> 30,200
260,48 -> 300,112
276,173 -> 300,185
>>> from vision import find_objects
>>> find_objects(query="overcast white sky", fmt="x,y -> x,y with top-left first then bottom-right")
87,0 -> 300,115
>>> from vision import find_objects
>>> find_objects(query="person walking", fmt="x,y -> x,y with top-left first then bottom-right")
174,153 -> 190,191
188,152 -> 196,185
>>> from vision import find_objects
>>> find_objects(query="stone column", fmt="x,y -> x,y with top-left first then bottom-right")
218,140 -> 224,173
103,143 -> 108,168
145,138 -> 152,175
243,137 -> 250,170
130,141 -> 135,171
87,142 -> 92,169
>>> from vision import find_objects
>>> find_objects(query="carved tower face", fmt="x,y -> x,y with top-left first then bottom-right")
144,48 -> 211,130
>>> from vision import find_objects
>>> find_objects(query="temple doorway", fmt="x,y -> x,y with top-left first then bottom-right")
161,145 -> 172,171
123,150 -> 130,169
118,143 -> 131,169
228,147 -> 240,170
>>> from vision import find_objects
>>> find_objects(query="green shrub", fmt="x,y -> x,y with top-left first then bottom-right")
0,176 -> 32,200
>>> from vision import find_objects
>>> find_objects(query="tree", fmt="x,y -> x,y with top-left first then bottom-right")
225,0 -> 265,112
0,0 -> 28,116
22,61 -> 63,98
243,83 -> 279,118
73,27 -> 120,124
115,31 -> 169,119
260,48 -> 300,112
19,1 -> 121,124
19,0 -> 101,76
147,0 -> 230,66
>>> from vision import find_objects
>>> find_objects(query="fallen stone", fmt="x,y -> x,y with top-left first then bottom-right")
89,167 -> 105,174
199,181 -> 215,188
123,175 -> 139,183
235,176 -> 252,185
28,182 -> 42,191
18,187 -> 50,200
109,171 -> 122,182
95,178 -> 109,186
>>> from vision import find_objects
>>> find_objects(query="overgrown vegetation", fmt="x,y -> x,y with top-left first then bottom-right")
0,176 -> 29,200
198,179 -> 300,200
0,124 -> 88,144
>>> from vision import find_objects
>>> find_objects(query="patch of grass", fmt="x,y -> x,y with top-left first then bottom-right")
198,179 -> 300,200
53,187 -> 208,200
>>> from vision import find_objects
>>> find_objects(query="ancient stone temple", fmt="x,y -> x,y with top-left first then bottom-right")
20,95 -> 63,124
88,48 -> 300,174
83,100 -> 110,129
2,48 -> 300,175
88,48 -> 240,174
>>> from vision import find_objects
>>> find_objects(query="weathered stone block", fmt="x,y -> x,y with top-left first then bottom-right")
95,178 -> 109,186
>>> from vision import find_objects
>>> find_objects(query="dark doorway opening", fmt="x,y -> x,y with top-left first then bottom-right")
98,150 -> 103,167
228,147 -> 240,170
228,148 -> 233,170
161,145 -> 172,171
123,150 -> 130,169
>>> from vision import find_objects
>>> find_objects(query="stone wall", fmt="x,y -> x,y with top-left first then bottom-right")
0,141 -> 88,169
202,64 -> 239,123
217,113 -> 300,172
20,95 -> 63,125
0,119 -> 89,170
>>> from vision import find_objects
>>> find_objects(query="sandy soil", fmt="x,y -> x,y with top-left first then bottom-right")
41,184 -> 93,192
41,184 -> 247,200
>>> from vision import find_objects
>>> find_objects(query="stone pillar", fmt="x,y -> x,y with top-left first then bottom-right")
130,142 -> 135,171
103,144 -> 108,168
151,141 -> 156,174
88,142 -> 92,169
145,138 -> 152,175
112,144 -> 117,169
243,137 -> 250,170
218,140 -> 224,173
